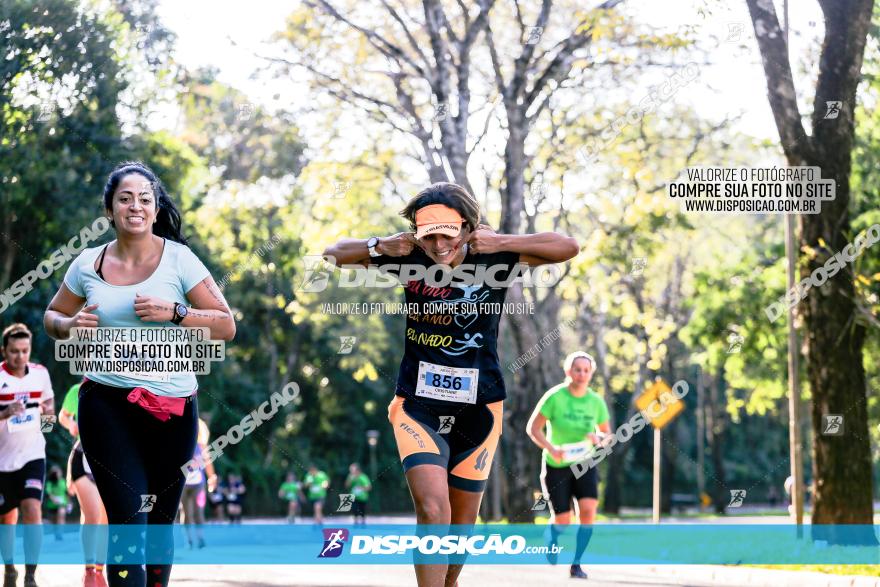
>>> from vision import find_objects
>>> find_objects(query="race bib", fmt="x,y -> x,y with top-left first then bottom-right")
186,467 -> 204,485
415,361 -> 479,404
7,407 -> 40,433
560,441 -> 592,462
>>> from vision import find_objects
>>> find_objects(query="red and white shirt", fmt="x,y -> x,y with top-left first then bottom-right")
0,362 -> 53,471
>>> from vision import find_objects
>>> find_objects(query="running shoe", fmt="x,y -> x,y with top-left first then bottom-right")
3,568 -> 16,587
569,564 -> 588,579
94,569 -> 108,587
22,575 -> 37,587
82,568 -> 97,587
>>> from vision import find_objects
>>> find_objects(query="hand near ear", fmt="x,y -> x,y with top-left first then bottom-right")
468,225 -> 502,254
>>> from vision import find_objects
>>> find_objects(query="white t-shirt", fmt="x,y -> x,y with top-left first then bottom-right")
0,362 -> 54,471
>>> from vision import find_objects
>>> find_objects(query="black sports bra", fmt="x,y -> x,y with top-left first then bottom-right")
94,238 -> 165,281
95,244 -> 109,280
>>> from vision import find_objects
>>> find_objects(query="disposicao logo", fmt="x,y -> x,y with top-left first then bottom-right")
318,528 -> 349,558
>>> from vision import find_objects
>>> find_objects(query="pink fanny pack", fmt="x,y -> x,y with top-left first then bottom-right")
83,378 -> 191,421
126,387 -> 187,421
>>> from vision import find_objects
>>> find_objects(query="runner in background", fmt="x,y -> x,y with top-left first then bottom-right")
527,351 -> 611,580
344,463 -> 371,526
303,465 -> 329,526
207,477 -> 226,522
0,323 -> 54,587
223,473 -> 246,524
277,472 -> 304,523
323,182 -> 579,587
58,381 -> 107,587
43,466 -> 67,541
180,419 -> 216,548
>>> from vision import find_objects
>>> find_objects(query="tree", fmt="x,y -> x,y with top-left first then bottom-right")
0,0 -> 203,471
0,0 -> 124,291
745,0 -> 876,535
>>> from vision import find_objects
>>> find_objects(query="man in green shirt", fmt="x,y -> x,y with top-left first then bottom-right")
527,352 -> 611,580
303,465 -> 329,525
43,466 -> 67,541
277,472 -> 304,523
344,463 -> 371,526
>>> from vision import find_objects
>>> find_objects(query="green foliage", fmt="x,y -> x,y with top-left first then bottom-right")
2,0 -> 878,519
178,68 -> 305,183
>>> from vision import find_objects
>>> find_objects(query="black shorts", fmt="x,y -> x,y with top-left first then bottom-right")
352,500 -> 366,517
67,441 -> 93,484
0,459 -> 46,514
388,396 -> 503,493
540,459 -> 599,514
208,491 -> 224,506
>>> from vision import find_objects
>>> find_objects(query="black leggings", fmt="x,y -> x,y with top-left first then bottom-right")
78,379 -> 197,587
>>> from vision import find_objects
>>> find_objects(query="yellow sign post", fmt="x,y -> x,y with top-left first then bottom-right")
635,379 -> 684,430
635,379 -> 686,523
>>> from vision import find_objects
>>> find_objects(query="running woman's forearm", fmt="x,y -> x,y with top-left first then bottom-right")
179,309 -> 235,341
322,238 -> 372,266
205,457 -> 216,480
58,409 -> 75,433
43,310 -> 73,340
497,233 -> 579,262
527,422 -> 555,452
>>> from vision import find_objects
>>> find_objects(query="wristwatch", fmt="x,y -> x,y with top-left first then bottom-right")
171,302 -> 188,325
367,236 -> 382,257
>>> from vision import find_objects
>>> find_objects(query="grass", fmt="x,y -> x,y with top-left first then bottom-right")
750,565 -> 880,577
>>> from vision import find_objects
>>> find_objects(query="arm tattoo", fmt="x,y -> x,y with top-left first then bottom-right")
189,278 -> 230,322
204,278 -> 227,308
188,309 -> 217,322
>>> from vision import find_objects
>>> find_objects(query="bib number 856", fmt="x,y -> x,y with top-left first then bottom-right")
431,373 -> 462,390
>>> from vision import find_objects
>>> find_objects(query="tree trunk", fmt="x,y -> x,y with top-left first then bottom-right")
500,113 -> 527,234
494,110 -> 565,518
804,39 -> 873,532
802,166 -> 874,538
745,0 -> 875,537
706,371 -> 728,514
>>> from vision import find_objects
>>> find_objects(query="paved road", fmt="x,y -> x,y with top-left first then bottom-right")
28,563 -> 880,587
24,513 -> 880,586
18,564 -> 759,587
